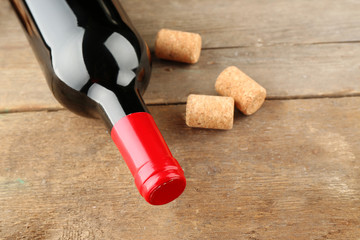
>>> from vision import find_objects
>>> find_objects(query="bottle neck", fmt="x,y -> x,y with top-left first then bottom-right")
87,82 -> 149,130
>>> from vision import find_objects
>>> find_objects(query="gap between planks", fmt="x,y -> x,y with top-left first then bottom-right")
1,95 -> 359,115
201,39 -> 360,50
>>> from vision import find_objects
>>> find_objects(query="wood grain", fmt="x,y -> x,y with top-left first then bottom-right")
146,43 -> 360,104
0,1 -> 61,112
2,0 -> 360,49
1,0 -> 360,112
1,0 -> 360,239
121,0 -> 360,48
1,97 -> 359,239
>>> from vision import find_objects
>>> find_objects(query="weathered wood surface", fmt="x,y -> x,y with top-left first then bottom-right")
1,98 -> 359,239
125,0 -> 360,48
1,0 -> 360,239
1,0 -> 360,111
147,43 -> 360,104
3,0 -> 360,49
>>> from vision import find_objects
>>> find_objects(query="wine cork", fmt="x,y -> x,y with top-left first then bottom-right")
186,94 -> 234,130
155,29 -> 202,64
215,66 -> 266,115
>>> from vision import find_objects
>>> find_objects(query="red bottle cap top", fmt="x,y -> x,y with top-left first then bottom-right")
111,112 -> 186,205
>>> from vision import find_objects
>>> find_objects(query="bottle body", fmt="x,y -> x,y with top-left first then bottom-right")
11,0 -> 186,205
11,0 -> 151,127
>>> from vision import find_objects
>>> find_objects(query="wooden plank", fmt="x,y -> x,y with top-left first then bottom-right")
3,0 -> 360,49
145,43 -> 360,104
0,97 -> 359,239
2,32 -> 360,110
3,42 -> 360,110
121,0 -> 360,48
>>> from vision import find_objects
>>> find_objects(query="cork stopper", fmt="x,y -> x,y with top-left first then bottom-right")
155,29 -> 202,64
215,66 -> 266,115
186,94 -> 234,130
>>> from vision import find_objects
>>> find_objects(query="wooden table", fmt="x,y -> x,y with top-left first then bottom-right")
1,0 -> 359,239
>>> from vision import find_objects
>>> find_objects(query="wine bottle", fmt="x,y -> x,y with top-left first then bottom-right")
10,0 -> 186,205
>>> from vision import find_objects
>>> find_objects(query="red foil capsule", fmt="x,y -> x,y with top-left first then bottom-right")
111,112 -> 186,205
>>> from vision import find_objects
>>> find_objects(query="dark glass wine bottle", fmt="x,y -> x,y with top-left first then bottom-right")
10,0 -> 186,205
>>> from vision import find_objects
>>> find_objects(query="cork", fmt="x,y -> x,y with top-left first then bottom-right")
186,94 -> 234,130
215,66 -> 266,115
155,29 -> 202,64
